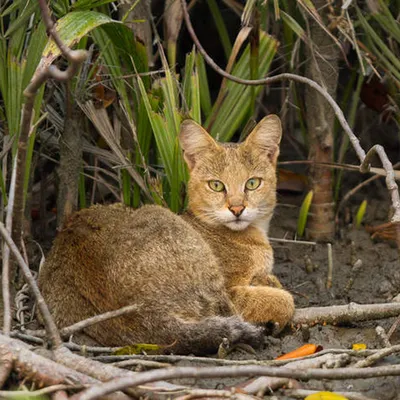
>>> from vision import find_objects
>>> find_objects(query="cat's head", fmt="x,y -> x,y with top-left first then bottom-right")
179,115 -> 282,232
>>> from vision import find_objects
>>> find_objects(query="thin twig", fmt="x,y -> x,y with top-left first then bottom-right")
2,158 -> 16,336
353,344 -> 400,368
179,0 -> 400,224
112,359 -> 172,369
70,364 -> 400,400
326,243 -> 333,289
335,161 -> 400,223
26,304 -> 141,339
0,222 -> 62,347
269,237 -> 317,245
0,384 -> 86,398
61,304 -> 141,338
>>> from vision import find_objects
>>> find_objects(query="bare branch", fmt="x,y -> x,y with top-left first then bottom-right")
70,364 -> 400,400
354,344 -> 400,368
292,302 -> 400,326
26,304 -> 141,339
179,0 -> 400,224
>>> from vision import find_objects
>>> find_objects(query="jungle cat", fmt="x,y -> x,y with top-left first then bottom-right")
38,115 -> 294,355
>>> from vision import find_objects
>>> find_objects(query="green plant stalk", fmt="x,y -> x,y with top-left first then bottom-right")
122,168 -> 131,206
297,190 -> 313,237
206,0 -> 232,60
196,54 -> 212,118
0,166 -> 7,205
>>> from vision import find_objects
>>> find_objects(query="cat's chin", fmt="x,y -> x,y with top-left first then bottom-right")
224,219 -> 251,231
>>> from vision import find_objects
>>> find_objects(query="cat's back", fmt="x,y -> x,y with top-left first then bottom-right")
43,203 -> 211,276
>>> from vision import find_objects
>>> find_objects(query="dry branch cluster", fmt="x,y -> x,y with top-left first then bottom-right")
1,1 -> 400,399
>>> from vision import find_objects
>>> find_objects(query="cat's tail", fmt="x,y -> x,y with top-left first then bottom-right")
170,315 -> 264,355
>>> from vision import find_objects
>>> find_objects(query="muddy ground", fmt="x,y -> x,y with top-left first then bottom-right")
166,192 -> 400,399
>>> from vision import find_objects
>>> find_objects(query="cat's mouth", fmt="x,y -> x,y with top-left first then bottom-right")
224,218 -> 251,231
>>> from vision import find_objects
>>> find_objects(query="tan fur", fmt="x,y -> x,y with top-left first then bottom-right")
38,115 -> 294,354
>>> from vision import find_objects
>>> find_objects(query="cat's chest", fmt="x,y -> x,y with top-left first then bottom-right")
197,224 -> 272,284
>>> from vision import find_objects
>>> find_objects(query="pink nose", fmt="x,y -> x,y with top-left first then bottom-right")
229,205 -> 245,217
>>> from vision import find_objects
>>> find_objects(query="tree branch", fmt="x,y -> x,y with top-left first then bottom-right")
292,302 -> 400,326
71,364 -> 400,400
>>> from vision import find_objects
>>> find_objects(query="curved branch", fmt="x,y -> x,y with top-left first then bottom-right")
71,364 -> 400,400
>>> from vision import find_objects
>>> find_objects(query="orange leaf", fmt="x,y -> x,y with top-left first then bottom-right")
275,344 -> 322,360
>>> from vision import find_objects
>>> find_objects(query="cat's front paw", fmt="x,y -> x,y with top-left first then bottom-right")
269,289 -> 295,329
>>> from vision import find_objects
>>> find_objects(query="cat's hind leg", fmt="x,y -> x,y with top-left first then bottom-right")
229,286 -> 294,328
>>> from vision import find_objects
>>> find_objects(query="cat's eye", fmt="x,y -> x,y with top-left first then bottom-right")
245,177 -> 261,190
208,180 -> 225,192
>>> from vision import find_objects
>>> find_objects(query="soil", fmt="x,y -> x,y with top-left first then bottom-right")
170,194 -> 400,399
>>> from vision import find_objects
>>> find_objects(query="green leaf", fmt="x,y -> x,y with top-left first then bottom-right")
72,0 -> 118,11
297,191 -> 313,237
355,200 -> 367,229
206,0 -> 232,60
206,31 -> 278,141
281,10 -> 306,41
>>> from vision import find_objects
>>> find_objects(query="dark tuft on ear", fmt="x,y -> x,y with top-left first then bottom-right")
243,115 -> 282,163
179,120 -> 218,170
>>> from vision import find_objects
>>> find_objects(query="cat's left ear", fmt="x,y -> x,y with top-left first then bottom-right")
243,115 -> 282,164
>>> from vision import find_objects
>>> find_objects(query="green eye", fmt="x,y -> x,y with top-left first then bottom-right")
245,177 -> 261,190
208,180 -> 225,192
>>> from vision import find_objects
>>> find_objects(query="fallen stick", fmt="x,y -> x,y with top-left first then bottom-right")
240,353 -> 350,394
70,364 -> 400,400
292,302 -> 400,326
0,334 -> 186,398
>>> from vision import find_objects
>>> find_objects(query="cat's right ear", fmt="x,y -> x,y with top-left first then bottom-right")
179,120 -> 218,170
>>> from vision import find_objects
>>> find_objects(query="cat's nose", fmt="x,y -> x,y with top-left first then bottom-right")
229,205 -> 245,217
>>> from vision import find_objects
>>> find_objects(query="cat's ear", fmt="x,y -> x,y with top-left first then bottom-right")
179,120 -> 218,169
243,115 -> 282,163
